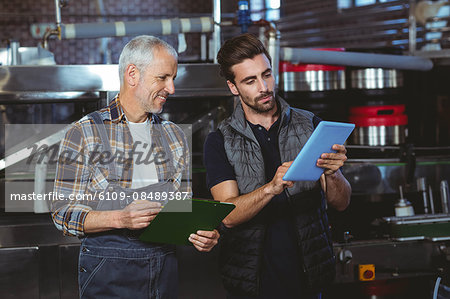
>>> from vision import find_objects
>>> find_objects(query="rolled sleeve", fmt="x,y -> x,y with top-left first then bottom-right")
52,204 -> 92,236
52,123 -> 93,236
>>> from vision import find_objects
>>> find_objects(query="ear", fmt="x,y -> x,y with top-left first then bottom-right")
124,64 -> 139,87
227,80 -> 239,96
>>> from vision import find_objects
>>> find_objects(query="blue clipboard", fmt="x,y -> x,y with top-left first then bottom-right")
282,121 -> 355,181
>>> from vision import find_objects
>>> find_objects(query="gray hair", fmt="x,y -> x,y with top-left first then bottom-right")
118,35 -> 178,85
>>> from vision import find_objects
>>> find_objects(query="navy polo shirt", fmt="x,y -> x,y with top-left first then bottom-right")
205,114 -> 322,298
245,118 -> 302,298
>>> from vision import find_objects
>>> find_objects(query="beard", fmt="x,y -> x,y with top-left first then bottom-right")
240,90 -> 276,113
136,85 -> 167,114
136,76 -> 166,114
137,96 -> 162,114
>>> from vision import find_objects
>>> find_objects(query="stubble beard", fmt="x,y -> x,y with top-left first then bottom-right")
241,90 -> 276,114
137,96 -> 162,114
137,75 -> 164,114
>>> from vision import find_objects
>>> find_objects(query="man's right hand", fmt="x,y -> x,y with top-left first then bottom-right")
266,161 -> 294,195
210,161 -> 295,228
118,200 -> 162,230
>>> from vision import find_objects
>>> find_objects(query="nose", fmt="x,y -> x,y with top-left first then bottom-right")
165,79 -> 175,95
257,77 -> 268,93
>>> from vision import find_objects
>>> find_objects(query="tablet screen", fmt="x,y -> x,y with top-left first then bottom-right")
282,121 -> 354,181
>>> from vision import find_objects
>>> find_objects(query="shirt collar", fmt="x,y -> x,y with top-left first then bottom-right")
247,116 -> 281,133
109,94 -> 127,123
109,94 -> 159,124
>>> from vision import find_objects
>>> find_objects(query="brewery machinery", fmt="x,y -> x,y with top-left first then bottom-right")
279,53 -> 450,298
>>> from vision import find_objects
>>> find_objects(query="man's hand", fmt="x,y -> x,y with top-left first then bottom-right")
118,200 -> 162,230
317,144 -> 348,176
266,161 -> 294,195
317,144 -> 351,211
188,229 -> 220,252
209,162 -> 294,228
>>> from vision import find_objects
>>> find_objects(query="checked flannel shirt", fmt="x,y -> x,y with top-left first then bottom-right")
52,95 -> 191,236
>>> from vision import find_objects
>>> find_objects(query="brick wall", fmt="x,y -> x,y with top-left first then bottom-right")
0,0 -> 233,64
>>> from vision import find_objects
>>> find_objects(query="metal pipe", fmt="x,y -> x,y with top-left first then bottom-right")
427,26 -> 450,33
429,185 -> 435,214
41,0 -> 62,49
441,180 -> 449,214
279,0 -> 408,24
213,0 -> 221,63
201,33 -> 207,61
60,17 -> 213,39
417,177 -> 429,214
34,153 -> 50,213
428,15 -> 450,23
280,48 -> 433,71
54,0 -> 61,28
266,22 -> 280,87
280,19 -> 408,40
95,0 -> 111,64
9,41 -> 20,65
280,30 -> 424,49
409,0 -> 417,54
41,28 -> 60,49
278,5 -> 407,32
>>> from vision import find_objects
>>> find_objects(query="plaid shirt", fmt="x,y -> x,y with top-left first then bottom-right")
52,95 -> 191,236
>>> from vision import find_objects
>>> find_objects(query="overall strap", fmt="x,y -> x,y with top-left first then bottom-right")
151,113 -> 161,124
89,111 -> 120,182
150,115 -> 177,179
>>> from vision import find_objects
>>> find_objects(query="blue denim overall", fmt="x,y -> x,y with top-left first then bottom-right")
78,112 -> 178,299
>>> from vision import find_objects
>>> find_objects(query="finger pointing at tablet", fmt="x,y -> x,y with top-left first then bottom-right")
267,161 -> 294,195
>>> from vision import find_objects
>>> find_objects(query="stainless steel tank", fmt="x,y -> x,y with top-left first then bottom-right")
349,105 -> 408,146
279,49 -> 346,92
351,68 -> 403,89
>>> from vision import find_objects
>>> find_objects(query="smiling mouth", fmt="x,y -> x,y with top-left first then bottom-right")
157,95 -> 167,101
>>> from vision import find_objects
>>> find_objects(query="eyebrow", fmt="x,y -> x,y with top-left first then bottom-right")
239,68 -> 272,84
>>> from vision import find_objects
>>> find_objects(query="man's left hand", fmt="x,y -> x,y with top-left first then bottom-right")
317,144 -> 348,176
188,229 -> 220,252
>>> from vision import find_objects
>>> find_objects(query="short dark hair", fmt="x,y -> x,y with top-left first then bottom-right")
217,33 -> 272,84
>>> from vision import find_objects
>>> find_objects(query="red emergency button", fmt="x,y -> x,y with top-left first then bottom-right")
363,269 -> 374,279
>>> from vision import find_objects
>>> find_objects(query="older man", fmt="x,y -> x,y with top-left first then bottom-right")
52,35 -> 219,298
